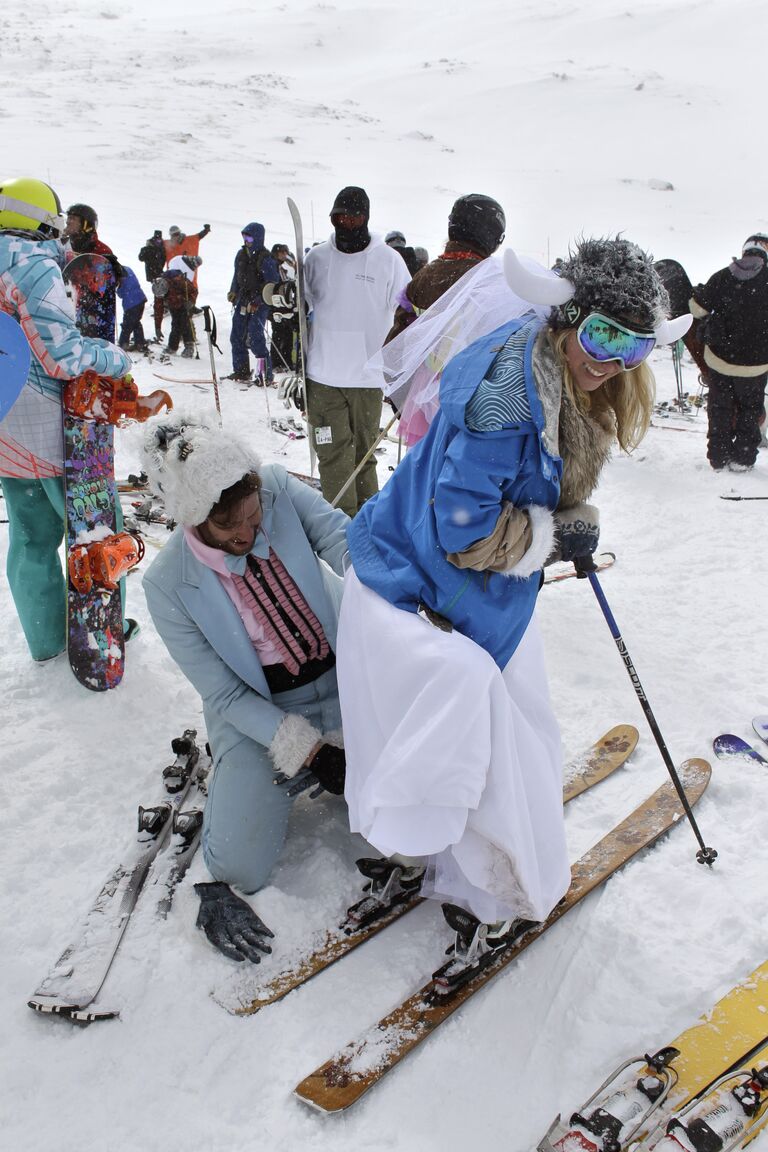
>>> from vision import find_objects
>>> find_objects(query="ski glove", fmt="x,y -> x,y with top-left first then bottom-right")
194,882 -> 274,964
306,743 -> 346,794
277,373 -> 306,411
273,743 -> 346,797
553,503 -> 600,563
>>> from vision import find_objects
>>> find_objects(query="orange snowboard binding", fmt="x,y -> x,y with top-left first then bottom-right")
68,532 -> 146,594
64,372 -> 173,425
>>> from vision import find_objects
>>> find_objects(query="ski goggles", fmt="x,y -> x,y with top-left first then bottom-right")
242,234 -> 256,245
576,312 -> 656,371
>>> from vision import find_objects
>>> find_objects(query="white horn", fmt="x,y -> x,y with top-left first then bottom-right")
654,314 -> 693,346
503,248 -> 574,307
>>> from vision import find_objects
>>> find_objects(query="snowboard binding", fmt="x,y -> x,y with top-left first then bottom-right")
64,371 -> 173,425
68,531 -> 145,594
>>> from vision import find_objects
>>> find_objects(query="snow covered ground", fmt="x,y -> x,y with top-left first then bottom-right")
2,1 -> 768,1149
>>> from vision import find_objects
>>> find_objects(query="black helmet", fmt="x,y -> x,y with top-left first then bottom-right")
67,203 -> 98,232
448,194 -> 505,255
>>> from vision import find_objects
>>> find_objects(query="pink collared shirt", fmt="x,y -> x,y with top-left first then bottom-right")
184,527 -> 283,666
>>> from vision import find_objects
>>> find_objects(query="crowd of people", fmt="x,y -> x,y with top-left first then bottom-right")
0,173 -> 764,974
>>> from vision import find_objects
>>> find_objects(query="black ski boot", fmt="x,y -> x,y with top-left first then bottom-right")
341,857 -> 425,934
430,903 -> 539,1000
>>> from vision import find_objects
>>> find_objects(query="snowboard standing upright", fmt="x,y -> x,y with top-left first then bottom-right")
63,373 -> 171,690
63,405 -> 125,690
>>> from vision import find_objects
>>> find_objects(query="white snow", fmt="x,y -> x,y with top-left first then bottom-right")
2,2 -> 768,1150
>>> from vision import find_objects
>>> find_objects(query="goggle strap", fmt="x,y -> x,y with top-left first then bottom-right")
0,194 -> 66,235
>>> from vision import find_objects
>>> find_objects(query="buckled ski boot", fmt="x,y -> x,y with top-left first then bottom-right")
430,903 -> 539,1000
341,856 -> 426,934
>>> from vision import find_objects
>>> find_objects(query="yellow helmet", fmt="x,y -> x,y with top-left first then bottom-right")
0,177 -> 66,236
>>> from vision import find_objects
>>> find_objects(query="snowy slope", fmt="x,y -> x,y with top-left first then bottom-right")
2,2 -> 768,1150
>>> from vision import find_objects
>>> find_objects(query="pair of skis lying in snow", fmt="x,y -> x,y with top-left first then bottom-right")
27,719 -> 768,1130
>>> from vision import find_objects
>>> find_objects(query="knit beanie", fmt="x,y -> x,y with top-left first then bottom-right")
553,237 -> 669,331
141,410 -> 262,527
330,186 -> 370,219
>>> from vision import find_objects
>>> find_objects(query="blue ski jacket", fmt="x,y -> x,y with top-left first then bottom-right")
347,316 -> 562,668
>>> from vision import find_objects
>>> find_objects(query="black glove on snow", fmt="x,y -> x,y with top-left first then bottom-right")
194,882 -> 274,964
307,743 -> 346,794
554,503 -> 600,563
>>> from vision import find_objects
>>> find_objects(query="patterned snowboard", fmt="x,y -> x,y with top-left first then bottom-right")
63,414 -> 124,691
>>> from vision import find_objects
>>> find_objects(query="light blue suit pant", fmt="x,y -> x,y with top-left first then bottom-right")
202,668 -> 342,893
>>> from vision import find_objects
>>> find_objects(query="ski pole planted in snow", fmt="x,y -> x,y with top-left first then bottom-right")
201,306 -> 223,423
574,555 -> 717,866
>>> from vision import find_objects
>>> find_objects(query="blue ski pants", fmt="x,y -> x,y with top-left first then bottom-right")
230,304 -> 272,380
201,668 -> 342,894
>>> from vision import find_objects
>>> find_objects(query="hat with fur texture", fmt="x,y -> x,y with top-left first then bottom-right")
141,410 -> 262,527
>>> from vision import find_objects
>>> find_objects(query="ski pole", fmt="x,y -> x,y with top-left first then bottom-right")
331,413 -> 399,510
201,306 -> 223,423
575,556 -> 717,866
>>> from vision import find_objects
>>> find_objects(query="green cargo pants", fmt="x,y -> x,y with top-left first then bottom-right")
306,380 -> 383,518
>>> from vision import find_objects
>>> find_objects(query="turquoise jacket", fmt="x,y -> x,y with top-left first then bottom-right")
0,231 -> 130,477
348,317 -> 562,668
143,466 -> 349,761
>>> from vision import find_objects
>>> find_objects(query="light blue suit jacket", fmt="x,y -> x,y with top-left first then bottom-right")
143,465 -> 349,761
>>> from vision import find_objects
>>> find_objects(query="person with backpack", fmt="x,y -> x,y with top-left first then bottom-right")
154,255 -> 202,358
227,223 -> 279,383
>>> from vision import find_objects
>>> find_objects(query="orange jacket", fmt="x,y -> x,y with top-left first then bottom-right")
163,229 -> 208,283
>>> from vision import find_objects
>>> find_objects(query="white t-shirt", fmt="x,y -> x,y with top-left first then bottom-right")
303,233 -> 410,389
168,255 -> 195,282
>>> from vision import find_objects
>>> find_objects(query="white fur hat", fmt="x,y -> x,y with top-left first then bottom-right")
141,409 -> 262,526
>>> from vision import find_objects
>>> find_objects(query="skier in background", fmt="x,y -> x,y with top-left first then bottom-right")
116,264 -> 148,352
156,255 -> 201,358
337,237 -> 689,978
227,223 -> 279,384
268,242 -> 298,375
138,229 -> 168,342
690,233 -> 768,472
63,203 -> 119,341
385,229 -> 421,276
141,411 -> 349,959
303,185 -> 410,517
386,193 -> 506,343
0,177 -> 132,662
164,222 -> 210,286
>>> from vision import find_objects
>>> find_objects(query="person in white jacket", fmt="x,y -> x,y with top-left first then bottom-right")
303,186 -> 410,516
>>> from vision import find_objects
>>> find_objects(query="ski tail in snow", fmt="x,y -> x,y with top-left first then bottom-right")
713,734 -> 768,767
28,730 -> 208,1022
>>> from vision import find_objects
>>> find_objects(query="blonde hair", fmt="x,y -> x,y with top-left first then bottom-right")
550,330 -> 655,452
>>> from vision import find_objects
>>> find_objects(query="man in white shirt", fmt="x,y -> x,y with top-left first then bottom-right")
303,186 -> 410,516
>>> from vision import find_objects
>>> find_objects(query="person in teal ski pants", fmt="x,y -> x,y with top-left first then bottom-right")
0,176 -> 131,661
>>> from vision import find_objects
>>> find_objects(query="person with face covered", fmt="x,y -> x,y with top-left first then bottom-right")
302,186 -> 411,516
227,223 -> 280,383
141,411 -> 350,956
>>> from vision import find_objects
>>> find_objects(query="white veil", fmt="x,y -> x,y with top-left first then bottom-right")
368,254 -> 559,445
